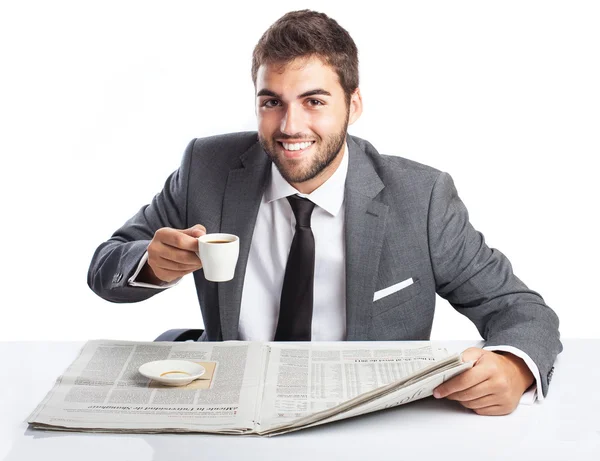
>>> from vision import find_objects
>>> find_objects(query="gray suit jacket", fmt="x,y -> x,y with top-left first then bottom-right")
88,132 -> 562,397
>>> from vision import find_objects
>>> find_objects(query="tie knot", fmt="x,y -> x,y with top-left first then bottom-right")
287,195 -> 316,228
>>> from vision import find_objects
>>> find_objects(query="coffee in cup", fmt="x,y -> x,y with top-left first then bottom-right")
197,233 -> 240,282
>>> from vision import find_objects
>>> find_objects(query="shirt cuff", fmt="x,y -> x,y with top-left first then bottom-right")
482,345 -> 542,405
127,251 -> 182,289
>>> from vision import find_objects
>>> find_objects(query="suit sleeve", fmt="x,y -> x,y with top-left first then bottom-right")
86,138 -> 196,303
427,171 -> 562,397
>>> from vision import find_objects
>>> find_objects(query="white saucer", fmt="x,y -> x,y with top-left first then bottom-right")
138,360 -> 206,387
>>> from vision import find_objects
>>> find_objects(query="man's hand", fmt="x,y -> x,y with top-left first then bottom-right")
141,224 -> 206,283
433,348 -> 534,416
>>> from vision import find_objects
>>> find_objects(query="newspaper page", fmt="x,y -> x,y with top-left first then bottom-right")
256,342 -> 473,435
27,339 -> 265,434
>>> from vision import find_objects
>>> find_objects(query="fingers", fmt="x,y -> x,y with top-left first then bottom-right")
147,253 -> 201,283
434,362 -> 490,399
155,227 -> 203,252
147,242 -> 201,282
460,347 -> 485,363
445,381 -> 517,415
155,255 -> 201,272
444,381 -> 517,415
457,392 -> 498,410
443,379 -> 493,402
146,226 -> 207,282
433,348 -> 525,417
153,240 -> 201,266
180,224 -> 207,238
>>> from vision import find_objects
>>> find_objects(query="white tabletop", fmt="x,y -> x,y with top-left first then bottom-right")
1,339 -> 598,461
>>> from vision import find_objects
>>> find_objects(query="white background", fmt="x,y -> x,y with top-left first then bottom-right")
1,0 -> 598,341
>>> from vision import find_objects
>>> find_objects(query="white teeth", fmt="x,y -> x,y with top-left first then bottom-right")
282,141 -> 313,151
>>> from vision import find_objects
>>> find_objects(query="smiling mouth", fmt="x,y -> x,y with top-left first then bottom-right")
278,141 -> 315,157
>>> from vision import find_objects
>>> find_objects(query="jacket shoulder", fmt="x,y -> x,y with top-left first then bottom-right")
189,131 -> 260,166
349,135 -> 443,182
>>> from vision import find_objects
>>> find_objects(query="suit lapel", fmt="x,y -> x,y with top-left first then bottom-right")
218,142 -> 271,340
345,136 -> 388,340
216,136 -> 386,341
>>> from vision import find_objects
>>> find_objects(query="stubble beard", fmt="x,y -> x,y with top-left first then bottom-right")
259,116 -> 349,185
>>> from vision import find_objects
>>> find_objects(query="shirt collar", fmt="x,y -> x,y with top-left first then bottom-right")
265,141 -> 348,217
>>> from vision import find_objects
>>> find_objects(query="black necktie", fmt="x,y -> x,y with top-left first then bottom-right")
275,195 -> 316,341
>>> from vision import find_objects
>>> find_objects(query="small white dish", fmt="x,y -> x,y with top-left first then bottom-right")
138,360 -> 206,387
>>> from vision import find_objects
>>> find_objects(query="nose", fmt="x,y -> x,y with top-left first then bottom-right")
280,103 -> 305,136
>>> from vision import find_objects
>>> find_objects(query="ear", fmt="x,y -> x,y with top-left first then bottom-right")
348,88 -> 363,125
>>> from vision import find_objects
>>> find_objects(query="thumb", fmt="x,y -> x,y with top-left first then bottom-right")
460,347 -> 485,364
180,224 -> 207,238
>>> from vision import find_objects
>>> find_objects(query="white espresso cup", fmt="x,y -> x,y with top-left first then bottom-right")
197,233 -> 240,282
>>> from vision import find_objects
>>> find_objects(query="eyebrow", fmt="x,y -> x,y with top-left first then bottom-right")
256,88 -> 332,99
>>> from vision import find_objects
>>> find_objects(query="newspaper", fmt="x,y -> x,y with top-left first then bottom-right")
27,340 -> 473,436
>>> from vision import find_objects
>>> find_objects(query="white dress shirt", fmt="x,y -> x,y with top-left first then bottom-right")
238,143 -> 348,342
129,142 -> 542,402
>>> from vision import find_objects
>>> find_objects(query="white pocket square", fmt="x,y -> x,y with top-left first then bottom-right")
373,278 -> 414,302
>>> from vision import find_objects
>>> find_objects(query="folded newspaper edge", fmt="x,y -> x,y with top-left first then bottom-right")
259,355 -> 473,435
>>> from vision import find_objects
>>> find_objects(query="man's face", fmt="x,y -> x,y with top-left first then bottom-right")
256,56 -> 362,189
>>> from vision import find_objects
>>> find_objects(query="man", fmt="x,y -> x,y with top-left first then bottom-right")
88,10 -> 562,416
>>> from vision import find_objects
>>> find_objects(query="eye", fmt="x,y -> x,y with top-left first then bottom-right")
262,99 -> 280,108
307,99 -> 324,106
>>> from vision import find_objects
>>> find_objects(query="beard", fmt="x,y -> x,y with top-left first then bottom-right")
259,116 -> 349,185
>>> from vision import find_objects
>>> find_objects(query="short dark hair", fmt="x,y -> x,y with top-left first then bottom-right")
251,10 -> 359,105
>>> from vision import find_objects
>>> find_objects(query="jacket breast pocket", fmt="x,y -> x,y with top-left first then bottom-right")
371,277 -> 422,317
